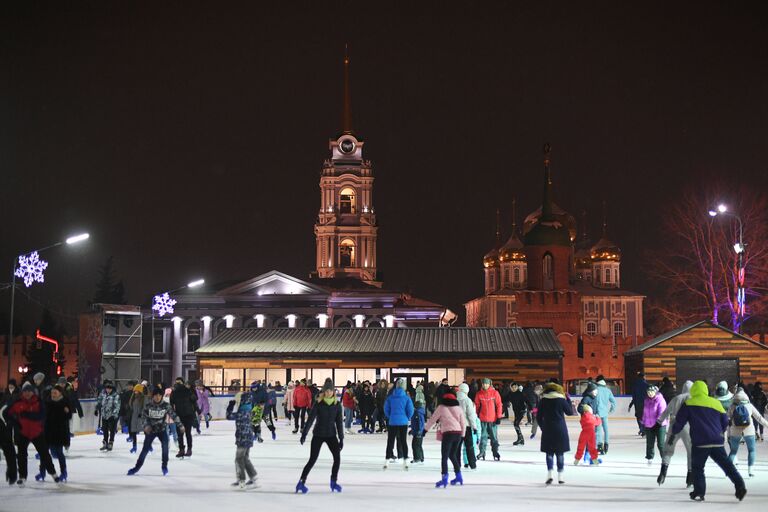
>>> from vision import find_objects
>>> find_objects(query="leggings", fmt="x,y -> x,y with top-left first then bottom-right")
440,433 -> 463,474
386,425 -> 409,459
294,407 -> 307,431
513,410 -> 525,436
48,444 -> 67,474
178,416 -> 195,451
545,452 -> 565,472
300,436 -> 340,482
102,417 -> 117,445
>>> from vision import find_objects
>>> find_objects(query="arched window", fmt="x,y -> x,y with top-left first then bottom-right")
542,254 -> 554,290
503,268 -> 509,286
186,322 -> 201,352
605,268 -> 611,283
614,268 -> 619,284
613,322 -> 624,338
513,267 -> 520,284
339,238 -> 356,267
586,321 -> 597,336
335,319 -> 353,328
215,321 -> 227,335
577,337 -> 584,358
339,187 -> 356,214
274,318 -> 289,329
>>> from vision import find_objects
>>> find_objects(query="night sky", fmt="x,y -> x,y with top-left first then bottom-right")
2,1 -> 767,333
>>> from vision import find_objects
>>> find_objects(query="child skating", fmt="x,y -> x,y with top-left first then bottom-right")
573,404 -> 601,465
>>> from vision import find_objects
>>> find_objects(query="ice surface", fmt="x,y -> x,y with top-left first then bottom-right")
3,418 -> 765,510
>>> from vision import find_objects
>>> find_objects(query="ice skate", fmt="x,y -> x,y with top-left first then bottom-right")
231,480 -> 244,488
450,471 -> 463,486
748,466 -> 754,477
657,463 -> 668,485
106,443 -> 113,451
175,449 -> 185,458
245,478 -> 259,488
573,458 -> 580,466
330,479 -> 342,492
736,487 -> 747,501
35,471 -> 46,481
295,480 -> 308,494
493,452 -> 501,461
589,458 -> 602,466
435,473 -> 448,488
127,468 -> 139,476
185,448 -> 192,457
403,458 -> 409,470
689,492 -> 705,501
162,467 -> 168,476
16,479 -> 25,487
59,470 -> 68,483
545,470 -> 553,485
558,472 -> 565,484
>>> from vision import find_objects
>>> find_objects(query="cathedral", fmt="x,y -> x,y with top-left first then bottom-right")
465,145 -> 645,385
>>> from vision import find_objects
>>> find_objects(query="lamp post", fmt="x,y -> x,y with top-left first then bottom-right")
708,204 -> 745,331
148,278 -> 204,382
6,233 -> 90,381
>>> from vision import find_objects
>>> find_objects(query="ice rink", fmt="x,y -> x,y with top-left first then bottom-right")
3,417 -> 766,510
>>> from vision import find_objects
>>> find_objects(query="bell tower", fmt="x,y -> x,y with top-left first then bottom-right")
314,48 -> 379,285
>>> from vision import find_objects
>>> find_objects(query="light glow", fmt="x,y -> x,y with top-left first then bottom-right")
734,243 -> 745,254
224,315 -> 235,328
708,210 -> 718,217
65,233 -> 90,245
187,278 -> 205,288
717,204 -> 728,213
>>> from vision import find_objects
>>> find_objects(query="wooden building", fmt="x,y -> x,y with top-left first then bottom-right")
196,327 -> 563,391
625,320 -> 768,386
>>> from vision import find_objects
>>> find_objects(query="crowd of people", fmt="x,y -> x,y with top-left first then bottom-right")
1,370 -> 766,502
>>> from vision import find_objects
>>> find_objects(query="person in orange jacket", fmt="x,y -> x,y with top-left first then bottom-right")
474,378 -> 502,461
292,379 -> 313,434
574,404 -> 602,465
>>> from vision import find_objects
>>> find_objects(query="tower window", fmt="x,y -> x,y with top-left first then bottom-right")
586,321 -> 597,336
339,239 -> 356,267
613,322 -> 624,338
503,268 -> 509,286
339,187 -> 356,214
542,253 -> 554,290
513,267 -> 520,284
605,268 -> 611,283
186,322 -> 201,352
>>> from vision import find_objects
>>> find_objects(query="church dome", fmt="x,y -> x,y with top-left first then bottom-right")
499,233 -> 526,262
524,217 -> 572,247
523,203 -> 577,243
574,247 -> 592,268
483,246 -> 500,268
590,237 -> 621,261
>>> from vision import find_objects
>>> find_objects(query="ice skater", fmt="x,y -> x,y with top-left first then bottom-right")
573,404 -> 601,465
670,380 -> 746,502
95,380 -> 121,452
657,380 -> 693,486
726,387 -> 768,478
410,399 -> 425,464
170,377 -> 198,458
536,381 -> 574,485
127,387 -> 185,476
383,378 -> 414,469
0,392 -> 18,485
457,383 -> 479,469
474,378 -> 502,461
594,375 -> 616,454
38,385 -> 72,482
424,392 -> 466,488
295,378 -> 344,494
127,384 -> 146,453
642,386 -> 667,464
226,387 -> 259,489
509,382 -> 528,446
8,382 -> 60,485
195,380 -> 211,432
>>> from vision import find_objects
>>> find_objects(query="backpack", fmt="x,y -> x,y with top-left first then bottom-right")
732,404 -> 751,427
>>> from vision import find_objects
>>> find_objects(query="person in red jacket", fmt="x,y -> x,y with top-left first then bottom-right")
574,404 -> 602,465
474,378 -> 502,461
8,382 -> 59,485
292,379 -> 313,434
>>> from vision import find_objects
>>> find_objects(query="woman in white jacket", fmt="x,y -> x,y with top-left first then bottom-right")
457,383 -> 480,470
727,388 -> 768,477
284,382 -> 295,426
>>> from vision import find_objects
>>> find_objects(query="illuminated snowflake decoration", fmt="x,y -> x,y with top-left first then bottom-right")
152,292 -> 177,317
15,251 -> 49,287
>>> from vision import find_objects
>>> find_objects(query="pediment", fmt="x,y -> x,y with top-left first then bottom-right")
216,270 -> 328,297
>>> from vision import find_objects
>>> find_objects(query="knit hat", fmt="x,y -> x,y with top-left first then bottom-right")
250,380 -> 260,390
21,381 -> 34,392
647,385 -> 659,395
322,378 -> 335,393
133,384 -> 145,393
443,393 -> 457,401
581,404 -> 593,414
33,372 -> 45,383
8,379 -> 17,387
482,378 -> 492,385
57,376 -> 67,385
103,379 -> 114,388
152,387 -> 164,397
396,378 -> 407,390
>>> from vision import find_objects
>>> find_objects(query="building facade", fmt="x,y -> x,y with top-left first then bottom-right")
465,145 -> 645,387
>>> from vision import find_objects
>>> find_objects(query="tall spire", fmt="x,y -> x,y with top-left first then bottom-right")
495,208 -> 502,244
602,200 -> 608,237
511,198 -> 517,234
342,44 -> 353,135
581,209 -> 589,242
541,143 -> 554,220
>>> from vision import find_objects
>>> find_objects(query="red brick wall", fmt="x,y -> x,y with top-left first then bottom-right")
524,245 -> 571,290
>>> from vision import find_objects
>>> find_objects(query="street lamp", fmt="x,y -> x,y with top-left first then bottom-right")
6,232 -> 90,381
708,205 -> 745,331
148,278 -> 205,381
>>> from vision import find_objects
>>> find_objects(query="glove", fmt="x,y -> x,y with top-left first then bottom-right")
300,435 -> 306,445
94,409 -> 100,416
339,439 -> 344,451
666,434 -> 675,446
494,419 -> 501,425
422,429 -> 428,437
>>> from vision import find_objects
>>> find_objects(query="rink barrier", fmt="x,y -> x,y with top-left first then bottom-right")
71,394 -> 638,434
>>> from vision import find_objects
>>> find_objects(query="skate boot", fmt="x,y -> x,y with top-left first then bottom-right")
530,432 -> 536,439
127,467 -> 139,476
271,431 -> 277,441
292,429 -> 299,434
403,458 -> 409,470
686,471 -> 693,488
573,458 -> 580,466
176,449 -> 185,458
478,453 -> 485,461
748,466 -> 754,477
603,443 -> 609,454
558,472 -> 565,484
59,470 -> 68,483
589,458 -> 602,466
513,434 -> 524,446
232,480 -> 245,488
736,486 -> 747,501
16,479 -> 25,487
245,478 -> 258,488
657,463 -> 668,485
435,473 -> 449,488
162,467 -> 168,476
689,492 -> 705,501
185,448 -> 192,457
35,471 -> 46,482
100,442 -> 108,451
450,471 -> 463,486
295,480 -> 309,494
545,470 -> 553,485
493,451 -> 501,461
597,443 -> 605,455
107,443 -> 113,452
130,445 -> 137,454
330,479 -> 342,492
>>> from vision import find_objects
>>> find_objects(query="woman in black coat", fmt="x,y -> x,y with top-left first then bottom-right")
43,385 -> 73,481
296,378 -> 344,494
536,382 -> 574,485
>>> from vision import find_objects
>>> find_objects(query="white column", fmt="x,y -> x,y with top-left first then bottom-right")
201,316 -> 212,346
317,313 -> 329,328
286,314 -> 298,328
353,314 -> 365,328
224,315 -> 235,328
172,317 -> 183,380
254,314 -> 265,328
384,315 -> 395,328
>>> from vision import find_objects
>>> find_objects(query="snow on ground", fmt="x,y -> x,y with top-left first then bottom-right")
3,418 -> 766,511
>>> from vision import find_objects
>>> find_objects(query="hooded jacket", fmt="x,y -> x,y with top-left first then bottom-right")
170,384 -> 198,418
577,383 -> 598,414
96,388 -> 121,419
384,387 -> 414,426
536,384 -> 574,453
672,381 -> 728,447
727,389 -> 768,438
715,381 -> 734,411
658,380 -> 692,428
196,388 -> 211,415
284,383 -> 294,411
474,386 -> 503,423
594,379 -> 617,416
424,399 -> 466,436
293,384 -> 312,409
457,383 -> 480,430
642,391 -> 668,428
302,395 -> 344,440
9,393 -> 45,440
143,398 -> 183,434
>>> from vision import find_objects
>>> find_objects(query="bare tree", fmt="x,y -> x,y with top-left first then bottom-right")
646,183 -> 768,334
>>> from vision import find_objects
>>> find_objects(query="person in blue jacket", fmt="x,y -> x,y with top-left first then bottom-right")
671,380 -> 746,502
629,372 -> 649,436
594,375 -> 616,454
410,400 -> 426,464
383,378 -> 414,469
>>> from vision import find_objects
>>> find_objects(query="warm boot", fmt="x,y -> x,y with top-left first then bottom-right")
330,479 -> 342,493
597,443 -> 605,455
657,463 -> 668,485
558,472 -> 565,484
736,486 -> 747,501
176,449 -> 185,458
435,473 -> 449,488
450,471 -> 463,486
546,470 -> 553,485
689,492 -> 705,501
295,480 -> 308,494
